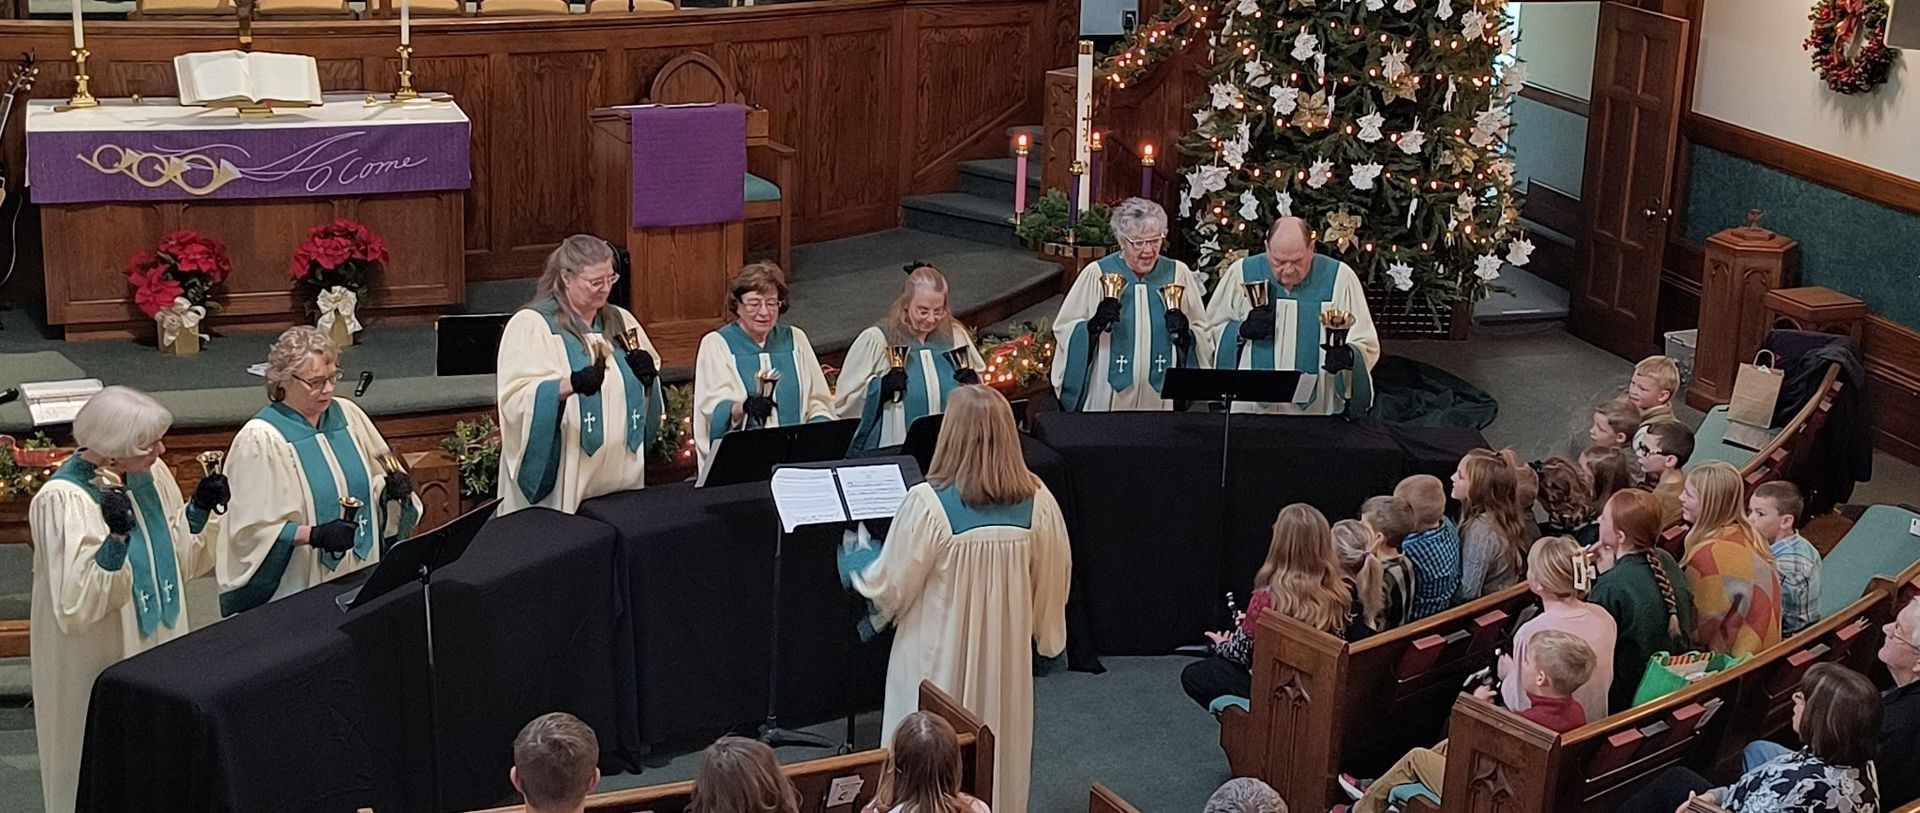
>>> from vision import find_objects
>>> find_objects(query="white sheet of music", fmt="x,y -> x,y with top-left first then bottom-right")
769,468 -> 846,531
1292,372 -> 1319,404
838,465 -> 909,521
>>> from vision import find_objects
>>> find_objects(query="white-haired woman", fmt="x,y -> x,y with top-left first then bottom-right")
498,235 -> 664,512
693,261 -> 836,483
1051,197 -> 1213,412
218,326 -> 421,615
31,386 -> 224,813
835,262 -> 985,451
840,385 -> 1071,813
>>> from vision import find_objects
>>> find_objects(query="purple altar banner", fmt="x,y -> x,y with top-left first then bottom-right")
27,121 -> 471,204
629,103 -> 746,228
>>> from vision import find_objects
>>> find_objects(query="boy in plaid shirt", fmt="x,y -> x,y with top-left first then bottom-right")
1748,480 -> 1823,635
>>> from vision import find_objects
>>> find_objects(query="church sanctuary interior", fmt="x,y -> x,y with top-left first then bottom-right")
7,0 -> 1920,810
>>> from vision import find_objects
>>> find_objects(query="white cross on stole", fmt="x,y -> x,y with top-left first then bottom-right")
161,581 -> 174,601
138,590 -> 151,611
1154,354 -> 1169,375
583,413 -> 597,432
1115,356 -> 1131,374
631,410 -> 644,431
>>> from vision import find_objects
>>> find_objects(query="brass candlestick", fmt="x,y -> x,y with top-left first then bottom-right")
59,48 -> 98,111
392,44 -> 420,102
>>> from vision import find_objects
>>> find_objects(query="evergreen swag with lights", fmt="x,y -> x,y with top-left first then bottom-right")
1102,0 -> 1533,313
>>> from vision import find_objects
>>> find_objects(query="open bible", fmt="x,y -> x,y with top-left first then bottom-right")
174,51 -> 324,107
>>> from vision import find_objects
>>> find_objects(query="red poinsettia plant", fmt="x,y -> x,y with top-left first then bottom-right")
124,231 -> 233,318
289,218 -> 388,316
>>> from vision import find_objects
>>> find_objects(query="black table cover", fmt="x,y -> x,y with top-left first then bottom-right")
1030,411 -> 1485,655
76,509 -> 633,813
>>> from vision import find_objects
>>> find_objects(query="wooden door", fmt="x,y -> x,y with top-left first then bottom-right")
1572,2 -> 1689,359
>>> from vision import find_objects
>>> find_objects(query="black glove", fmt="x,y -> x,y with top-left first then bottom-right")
385,471 -> 413,503
1164,308 -> 1194,351
100,489 -> 136,537
1238,306 -> 1275,342
1322,342 -> 1356,374
309,519 -> 358,555
743,394 -> 776,424
626,348 -> 658,387
1087,297 -> 1123,336
191,473 -> 230,513
570,363 -> 606,397
953,367 -> 981,386
879,368 -> 910,403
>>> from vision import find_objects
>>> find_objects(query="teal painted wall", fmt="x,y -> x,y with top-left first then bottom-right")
1684,145 -> 1920,331
1511,96 -> 1588,198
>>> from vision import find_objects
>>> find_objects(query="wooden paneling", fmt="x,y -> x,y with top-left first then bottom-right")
1686,113 -> 1920,219
1864,316 -> 1920,465
372,54 -> 493,253
906,12 -> 1034,192
812,27 -> 897,236
499,49 -> 605,262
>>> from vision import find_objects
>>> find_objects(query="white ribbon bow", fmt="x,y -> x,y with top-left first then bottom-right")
315,286 -> 363,335
155,297 -> 205,346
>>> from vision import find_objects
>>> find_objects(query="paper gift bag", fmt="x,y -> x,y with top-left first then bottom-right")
1631,650 -> 1750,707
1728,350 -> 1783,428
161,329 -> 200,357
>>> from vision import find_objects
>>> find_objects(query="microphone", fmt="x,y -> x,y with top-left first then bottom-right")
354,371 -> 374,397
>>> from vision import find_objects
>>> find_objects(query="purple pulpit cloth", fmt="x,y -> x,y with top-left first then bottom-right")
627,103 -> 746,228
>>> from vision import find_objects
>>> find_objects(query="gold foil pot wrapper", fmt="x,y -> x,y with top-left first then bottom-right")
1158,283 -> 1186,311
1099,273 -> 1127,300
1320,309 -> 1356,331
196,450 -> 225,478
1243,282 -> 1271,309
887,345 -> 910,370
91,467 -> 125,493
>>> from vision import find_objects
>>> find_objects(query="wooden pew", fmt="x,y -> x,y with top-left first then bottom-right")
1089,783 -> 1143,813
1219,583 -> 1535,812
1427,587 -> 1896,813
469,681 -> 991,813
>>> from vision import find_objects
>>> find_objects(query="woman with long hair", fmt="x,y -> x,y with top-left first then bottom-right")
1500,536 -> 1617,721
1680,461 -> 1783,656
1182,504 -> 1356,710
836,264 -> 986,451
865,712 -> 991,813
1451,449 -> 1528,602
693,261 -> 837,483
1588,488 -> 1693,713
496,235 -> 665,512
688,736 -> 801,813
844,385 -> 1069,813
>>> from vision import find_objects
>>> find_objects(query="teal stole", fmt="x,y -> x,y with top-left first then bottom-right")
256,402 -> 377,570
707,322 -> 807,443
1059,254 -> 1186,410
1213,253 -> 1372,412
934,485 -> 1035,532
851,332 -> 963,452
51,457 -> 185,639
516,302 -> 662,504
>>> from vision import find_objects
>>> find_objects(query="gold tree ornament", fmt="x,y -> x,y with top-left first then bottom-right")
1293,90 -> 1332,131
1324,210 -> 1363,252
1382,74 -> 1419,104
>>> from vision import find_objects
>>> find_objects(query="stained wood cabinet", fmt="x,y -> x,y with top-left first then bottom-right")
1687,213 -> 1798,410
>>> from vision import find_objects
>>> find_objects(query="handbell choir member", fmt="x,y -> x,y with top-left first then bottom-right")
1051,198 -> 1213,412
497,235 -> 664,513
840,385 -> 1071,813
31,387 -> 227,813
1205,216 -> 1381,415
217,326 -> 422,615
835,263 -> 986,451
693,261 -> 835,483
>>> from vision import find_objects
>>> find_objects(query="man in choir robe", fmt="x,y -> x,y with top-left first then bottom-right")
498,236 -> 664,514
1205,216 -> 1381,415
694,261 -> 836,484
1051,197 -> 1214,412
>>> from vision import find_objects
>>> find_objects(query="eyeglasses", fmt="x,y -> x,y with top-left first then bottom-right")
739,299 -> 783,313
1634,442 -> 1665,458
570,271 -> 620,291
1120,234 -> 1166,250
290,370 -> 345,390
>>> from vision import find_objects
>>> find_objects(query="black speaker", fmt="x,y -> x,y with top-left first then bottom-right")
1892,0 -> 1920,50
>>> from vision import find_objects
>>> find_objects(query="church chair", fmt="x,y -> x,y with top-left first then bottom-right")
476,0 -> 568,15
131,0 -> 231,18
1218,583 -> 1534,813
645,52 -> 795,274
1088,783 -> 1142,813
585,0 -> 675,10
370,0 -> 468,16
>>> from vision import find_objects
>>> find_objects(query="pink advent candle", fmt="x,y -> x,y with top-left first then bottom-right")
1013,133 -> 1030,216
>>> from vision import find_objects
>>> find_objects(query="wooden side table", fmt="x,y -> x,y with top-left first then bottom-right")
1765,286 -> 1868,347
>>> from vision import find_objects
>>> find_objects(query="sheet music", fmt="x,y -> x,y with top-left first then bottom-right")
838,465 -> 909,521
769,468 -> 847,532
1292,372 -> 1319,405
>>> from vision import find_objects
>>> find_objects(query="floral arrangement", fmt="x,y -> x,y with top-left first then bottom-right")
0,434 -> 64,501
125,231 -> 232,318
440,417 -> 501,498
1805,0 -> 1897,95
290,219 -> 388,342
976,320 -> 1056,390
1014,189 -> 1117,248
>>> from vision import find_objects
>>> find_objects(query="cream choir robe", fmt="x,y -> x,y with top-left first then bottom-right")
1051,254 -> 1214,412
31,456 -> 218,813
217,397 -> 422,616
834,324 -> 985,451
497,303 -> 664,514
852,482 -> 1072,813
1205,252 -> 1381,415
693,322 -> 836,484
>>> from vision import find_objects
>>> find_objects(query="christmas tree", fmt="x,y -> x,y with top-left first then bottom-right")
1103,0 -> 1534,314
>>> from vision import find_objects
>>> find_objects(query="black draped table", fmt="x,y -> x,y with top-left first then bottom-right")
77,509 -> 635,813
1030,412 -> 1484,655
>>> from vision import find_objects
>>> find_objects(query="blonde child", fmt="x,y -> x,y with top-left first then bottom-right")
1394,475 -> 1461,620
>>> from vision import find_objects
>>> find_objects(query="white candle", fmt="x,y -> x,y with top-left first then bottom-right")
71,0 -> 84,49
1074,40 -> 1093,212
400,0 -> 411,46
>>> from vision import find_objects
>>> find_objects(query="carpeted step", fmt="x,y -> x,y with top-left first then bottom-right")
957,156 -> 1044,203
0,658 -> 25,701
901,193 -> 1021,248
1474,265 -> 1569,326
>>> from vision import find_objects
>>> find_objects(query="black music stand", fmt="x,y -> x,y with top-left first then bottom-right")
762,456 -> 922,751
1162,368 -> 1303,487
336,497 -> 499,813
703,418 -> 860,487
901,413 -> 944,473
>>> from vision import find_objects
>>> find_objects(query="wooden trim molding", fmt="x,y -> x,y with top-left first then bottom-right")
1685,113 -> 1920,218
1518,82 -> 1590,118
1523,180 -> 1582,239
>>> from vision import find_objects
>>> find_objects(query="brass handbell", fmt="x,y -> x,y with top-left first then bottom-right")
1099,273 -> 1128,299
1243,281 -> 1271,309
338,496 -> 364,526
1320,308 -> 1356,331
623,326 -> 642,353
376,451 -> 409,477
1158,282 -> 1186,311
755,369 -> 780,398
91,466 -> 125,493
196,450 -> 225,478
886,345 -> 910,371
944,346 -> 975,371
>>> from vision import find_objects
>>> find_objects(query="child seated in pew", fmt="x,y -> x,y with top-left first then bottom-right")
1629,355 -> 1683,431
511,712 -> 602,813
1360,495 -> 1420,631
1334,520 -> 1387,637
690,736 -> 803,813
1615,663 -> 1881,813
1502,536 -> 1616,722
1498,448 -> 1544,541
1581,445 -> 1640,520
1394,475 -> 1461,621
1590,394 -> 1643,452
1451,450 -> 1529,603
1336,629 -> 1596,813
1537,457 -> 1599,546
1681,462 -> 1784,658
1636,421 -> 1695,529
864,712 -> 991,813
1590,489 -> 1694,715
1748,481 -> 1824,636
